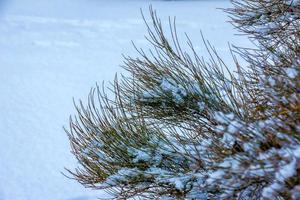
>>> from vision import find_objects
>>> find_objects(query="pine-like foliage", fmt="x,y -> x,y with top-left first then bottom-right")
66,1 -> 300,199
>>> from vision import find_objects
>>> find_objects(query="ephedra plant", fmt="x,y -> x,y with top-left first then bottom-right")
66,0 -> 300,199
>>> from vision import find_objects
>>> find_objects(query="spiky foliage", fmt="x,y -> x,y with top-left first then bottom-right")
66,1 -> 300,199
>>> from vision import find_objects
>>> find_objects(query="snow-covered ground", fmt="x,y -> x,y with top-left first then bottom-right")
0,0 -> 251,199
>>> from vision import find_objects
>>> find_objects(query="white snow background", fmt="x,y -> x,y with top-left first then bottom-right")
0,0 -> 251,199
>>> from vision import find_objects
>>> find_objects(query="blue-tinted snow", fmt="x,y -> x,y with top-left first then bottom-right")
0,0 -> 251,199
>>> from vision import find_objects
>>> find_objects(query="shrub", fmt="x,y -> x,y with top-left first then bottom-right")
66,1 -> 300,199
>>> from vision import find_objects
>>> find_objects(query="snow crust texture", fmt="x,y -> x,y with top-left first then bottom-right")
0,0 -> 250,199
